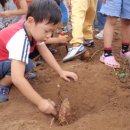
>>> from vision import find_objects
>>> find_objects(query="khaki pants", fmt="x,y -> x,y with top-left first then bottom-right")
70,0 -> 97,45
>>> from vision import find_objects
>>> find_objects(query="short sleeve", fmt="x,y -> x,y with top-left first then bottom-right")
6,29 -> 30,64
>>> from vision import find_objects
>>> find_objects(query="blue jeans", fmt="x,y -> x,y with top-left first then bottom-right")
59,2 -> 69,24
94,0 -> 107,30
0,59 -> 35,79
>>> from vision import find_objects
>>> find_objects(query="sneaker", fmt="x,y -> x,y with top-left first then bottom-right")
63,44 -> 86,62
83,39 -> 95,47
94,28 -> 100,32
0,86 -> 10,103
95,30 -> 104,40
25,72 -> 37,79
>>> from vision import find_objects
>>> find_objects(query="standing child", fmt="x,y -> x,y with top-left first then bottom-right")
100,0 -> 130,68
0,0 -> 78,115
63,0 -> 98,62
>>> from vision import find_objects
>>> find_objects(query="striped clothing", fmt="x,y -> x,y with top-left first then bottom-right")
0,19 -> 36,64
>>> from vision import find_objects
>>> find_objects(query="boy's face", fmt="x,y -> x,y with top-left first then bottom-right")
26,17 -> 58,42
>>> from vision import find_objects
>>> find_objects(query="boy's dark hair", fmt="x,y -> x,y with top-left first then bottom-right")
26,0 -> 61,25
0,0 -> 7,7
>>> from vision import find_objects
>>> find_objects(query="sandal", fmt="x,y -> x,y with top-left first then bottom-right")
120,51 -> 130,59
100,54 -> 120,68
0,86 -> 10,103
25,72 -> 37,79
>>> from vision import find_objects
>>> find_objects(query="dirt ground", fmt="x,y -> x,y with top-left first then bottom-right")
1,23 -> 130,130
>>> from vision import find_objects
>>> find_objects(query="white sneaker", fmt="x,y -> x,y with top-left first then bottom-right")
95,30 -> 104,40
63,44 -> 86,62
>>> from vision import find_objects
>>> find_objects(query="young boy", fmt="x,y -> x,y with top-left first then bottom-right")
0,0 -> 78,116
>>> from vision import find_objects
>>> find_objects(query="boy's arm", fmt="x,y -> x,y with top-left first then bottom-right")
37,43 -> 78,82
11,59 -> 57,115
45,35 -> 69,44
0,0 -> 28,17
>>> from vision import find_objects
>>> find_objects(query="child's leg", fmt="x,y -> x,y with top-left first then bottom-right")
0,76 -> 12,102
99,0 -> 122,68
83,0 -> 97,47
100,0 -> 122,49
104,16 -> 117,49
0,60 -> 12,102
94,0 -> 106,30
121,19 -> 130,43
120,19 -> 130,57
120,0 -> 130,58
100,16 -> 120,68
83,0 -> 97,40
59,1 -> 69,26
94,0 -> 107,40
0,59 -> 36,102
70,0 -> 89,45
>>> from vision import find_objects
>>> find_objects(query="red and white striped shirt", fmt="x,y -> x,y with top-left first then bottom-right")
0,19 -> 36,64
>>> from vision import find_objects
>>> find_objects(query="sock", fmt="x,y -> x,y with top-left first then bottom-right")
104,48 -> 112,57
122,43 -> 129,54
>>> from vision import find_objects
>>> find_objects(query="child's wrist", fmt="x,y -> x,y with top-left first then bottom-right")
37,98 -> 45,107
58,69 -> 64,77
37,98 -> 47,111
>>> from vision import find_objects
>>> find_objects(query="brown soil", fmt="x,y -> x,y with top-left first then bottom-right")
1,23 -> 130,130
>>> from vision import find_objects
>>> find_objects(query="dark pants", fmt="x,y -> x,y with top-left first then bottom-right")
94,0 -> 107,30
0,59 -> 35,79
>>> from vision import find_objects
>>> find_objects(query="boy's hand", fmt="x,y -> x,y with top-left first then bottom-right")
58,35 -> 70,43
59,70 -> 78,82
38,99 -> 57,116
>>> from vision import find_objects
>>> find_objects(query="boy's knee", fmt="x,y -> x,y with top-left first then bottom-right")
0,60 -> 11,79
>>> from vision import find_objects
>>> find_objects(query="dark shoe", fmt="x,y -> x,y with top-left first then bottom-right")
25,72 -> 37,79
83,39 -> 95,48
47,45 -> 57,54
0,86 -> 10,103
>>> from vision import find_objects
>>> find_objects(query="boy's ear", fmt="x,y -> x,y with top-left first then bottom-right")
26,16 -> 35,24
